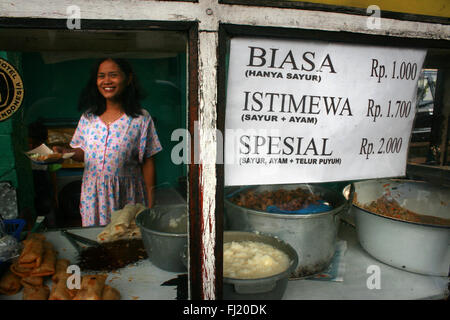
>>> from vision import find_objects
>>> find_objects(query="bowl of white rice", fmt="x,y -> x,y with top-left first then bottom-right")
223,231 -> 298,300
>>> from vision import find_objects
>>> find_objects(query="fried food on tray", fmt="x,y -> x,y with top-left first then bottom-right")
73,274 -> 107,300
3,232 -> 122,300
230,188 -> 322,212
51,258 -> 71,284
49,258 -> 79,300
97,203 -> 146,242
23,285 -> 50,300
20,276 -> 44,288
102,285 -> 121,300
29,152 -> 62,162
49,278 -> 77,300
0,270 -> 22,295
30,241 -> 56,277
18,235 -> 45,269
10,260 -> 33,278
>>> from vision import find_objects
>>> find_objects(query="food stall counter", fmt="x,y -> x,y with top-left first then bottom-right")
1,227 -> 181,300
2,222 -> 447,300
284,222 -> 449,300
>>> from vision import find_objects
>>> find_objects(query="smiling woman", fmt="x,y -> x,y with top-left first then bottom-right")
53,58 -> 163,227
97,60 -> 129,105
78,58 -> 145,119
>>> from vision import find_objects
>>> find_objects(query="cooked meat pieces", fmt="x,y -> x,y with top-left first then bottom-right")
230,188 -> 321,211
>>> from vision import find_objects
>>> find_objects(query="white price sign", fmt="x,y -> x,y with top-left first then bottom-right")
224,37 -> 426,186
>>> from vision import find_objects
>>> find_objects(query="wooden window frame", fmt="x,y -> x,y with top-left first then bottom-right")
219,0 -> 450,25
0,17 -> 208,299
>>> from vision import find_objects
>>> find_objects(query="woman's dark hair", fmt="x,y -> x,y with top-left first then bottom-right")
78,58 -> 146,117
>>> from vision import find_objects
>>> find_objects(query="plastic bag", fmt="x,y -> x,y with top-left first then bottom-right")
0,216 -> 5,238
227,186 -> 333,214
0,183 -> 18,219
266,200 -> 332,214
0,234 -> 22,263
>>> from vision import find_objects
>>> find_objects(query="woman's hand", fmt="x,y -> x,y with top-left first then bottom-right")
142,157 -> 156,208
52,146 -> 85,162
52,146 -> 67,154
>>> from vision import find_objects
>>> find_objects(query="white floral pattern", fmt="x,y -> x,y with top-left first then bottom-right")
70,109 -> 162,226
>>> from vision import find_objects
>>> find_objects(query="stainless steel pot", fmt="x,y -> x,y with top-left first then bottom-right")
347,179 -> 450,276
223,231 -> 298,300
136,204 -> 188,272
225,184 -> 348,278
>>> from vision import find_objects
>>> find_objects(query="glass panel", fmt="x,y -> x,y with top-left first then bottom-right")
221,33 -> 449,300
0,27 -> 189,301
0,29 -> 188,229
408,68 -> 437,164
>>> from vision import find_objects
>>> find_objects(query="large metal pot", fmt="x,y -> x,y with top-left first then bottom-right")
223,231 -> 298,300
136,204 -> 188,272
225,184 -> 348,278
347,179 -> 450,276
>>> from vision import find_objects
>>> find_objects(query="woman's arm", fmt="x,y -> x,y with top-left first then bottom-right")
142,156 -> 156,208
52,146 -> 84,162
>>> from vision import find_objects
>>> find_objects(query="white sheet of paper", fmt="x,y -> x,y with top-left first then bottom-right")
27,143 -> 74,159
224,37 -> 427,186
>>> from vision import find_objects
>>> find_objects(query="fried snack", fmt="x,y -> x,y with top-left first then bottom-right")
72,274 -> 107,300
101,285 -> 121,300
17,261 -> 37,269
10,260 -> 32,278
21,276 -> 44,288
129,227 -> 141,239
37,153 -> 62,162
18,236 -> 45,268
114,204 -> 138,233
130,203 -> 146,226
30,241 -> 56,277
128,204 -> 146,239
48,279 -> 75,300
23,285 -> 50,300
0,270 -> 22,295
49,259 -> 79,299
51,258 -> 71,284
97,203 -> 146,242
97,224 -> 112,242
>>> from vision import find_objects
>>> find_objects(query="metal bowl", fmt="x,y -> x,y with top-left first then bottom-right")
225,184 -> 348,278
347,179 -> 450,276
223,231 -> 298,300
136,204 -> 188,272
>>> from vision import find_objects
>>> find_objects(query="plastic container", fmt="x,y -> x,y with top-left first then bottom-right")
0,182 -> 19,219
0,219 -> 25,277
2,219 -> 26,241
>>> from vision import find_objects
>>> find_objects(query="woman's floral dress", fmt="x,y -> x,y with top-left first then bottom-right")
70,109 -> 162,226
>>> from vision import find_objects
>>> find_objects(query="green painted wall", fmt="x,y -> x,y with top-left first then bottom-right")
0,52 -> 35,221
1,51 -> 186,225
21,53 -> 187,188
